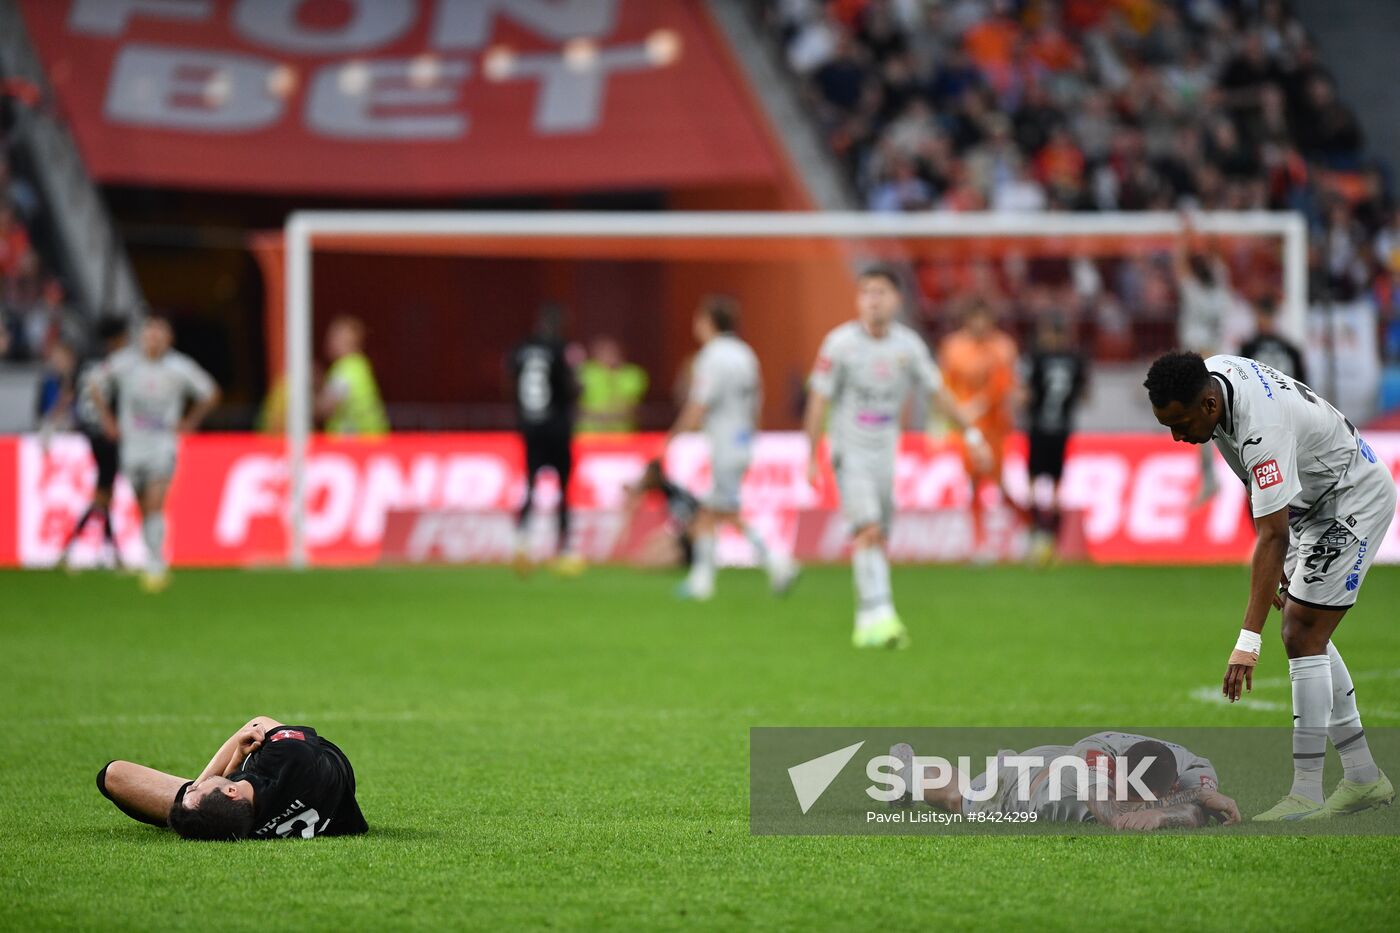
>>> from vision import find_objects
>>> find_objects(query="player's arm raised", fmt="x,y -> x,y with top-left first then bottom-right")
1224,504 -> 1289,702
194,716 -> 284,781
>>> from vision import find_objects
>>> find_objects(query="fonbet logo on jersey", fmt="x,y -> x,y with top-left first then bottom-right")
787,744 -> 1162,814
1253,459 -> 1284,490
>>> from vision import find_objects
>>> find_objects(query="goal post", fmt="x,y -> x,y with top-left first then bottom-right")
283,209 -> 1308,568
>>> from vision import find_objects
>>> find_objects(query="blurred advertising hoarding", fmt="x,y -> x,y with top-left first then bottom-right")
6,432 -> 1400,567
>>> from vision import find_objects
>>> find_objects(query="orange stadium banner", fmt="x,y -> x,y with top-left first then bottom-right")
18,0 -> 784,194
8,432 -> 1400,569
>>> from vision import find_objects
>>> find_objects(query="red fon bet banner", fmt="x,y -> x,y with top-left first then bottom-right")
18,0 -> 781,195
8,432 -> 1400,568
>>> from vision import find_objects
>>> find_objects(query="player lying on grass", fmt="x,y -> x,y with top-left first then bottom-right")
1146,351 -> 1395,821
96,717 -> 367,840
620,458 -> 701,568
890,732 -> 1240,830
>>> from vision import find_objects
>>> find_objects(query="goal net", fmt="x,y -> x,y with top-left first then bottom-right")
278,210 -> 1306,568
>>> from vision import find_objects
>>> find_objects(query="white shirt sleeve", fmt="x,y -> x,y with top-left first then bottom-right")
689,347 -> 717,408
912,333 -> 943,394
174,354 -> 218,402
1242,427 -> 1301,517
809,329 -> 843,399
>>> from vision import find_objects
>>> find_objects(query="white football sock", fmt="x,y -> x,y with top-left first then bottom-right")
1288,654 -> 1332,803
742,525 -> 773,571
1327,642 -> 1380,784
142,513 -> 167,573
852,545 -> 893,628
687,533 -> 715,596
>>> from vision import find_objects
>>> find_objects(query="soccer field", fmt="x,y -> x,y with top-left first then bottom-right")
3,564 -> 1399,930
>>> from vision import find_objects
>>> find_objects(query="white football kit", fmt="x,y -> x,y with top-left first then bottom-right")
1205,355 -> 1396,609
690,334 -> 761,512
809,321 -> 942,534
963,731 -> 1219,822
97,347 -> 217,490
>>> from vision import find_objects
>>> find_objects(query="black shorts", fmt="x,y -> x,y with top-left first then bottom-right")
319,737 -> 368,836
522,422 -> 573,479
84,430 -> 120,492
1028,431 -> 1069,481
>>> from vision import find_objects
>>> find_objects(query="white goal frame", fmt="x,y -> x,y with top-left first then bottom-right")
283,209 -> 1307,567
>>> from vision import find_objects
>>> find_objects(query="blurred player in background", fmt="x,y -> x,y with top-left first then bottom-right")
666,296 -> 796,601
1239,296 -> 1306,381
57,316 -> 129,570
1024,314 -> 1088,564
938,300 -> 1021,563
620,458 -> 699,568
91,316 -> 219,592
805,266 -> 989,649
510,303 -> 582,576
1172,226 -> 1233,506
317,316 -> 388,436
889,731 -> 1239,830
1146,351 -> 1394,821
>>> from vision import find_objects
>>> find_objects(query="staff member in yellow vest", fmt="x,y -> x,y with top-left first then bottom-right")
317,316 -> 388,437
577,335 -> 648,434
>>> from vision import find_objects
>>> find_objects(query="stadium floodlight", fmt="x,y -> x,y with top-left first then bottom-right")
283,209 -> 1307,568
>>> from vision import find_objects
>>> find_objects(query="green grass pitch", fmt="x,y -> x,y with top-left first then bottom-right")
3,564 -> 1399,930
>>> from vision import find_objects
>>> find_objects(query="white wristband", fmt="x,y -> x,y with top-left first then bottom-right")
1234,629 -> 1262,655
964,426 -> 985,446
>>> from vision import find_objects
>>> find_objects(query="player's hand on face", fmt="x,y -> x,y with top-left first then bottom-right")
1199,790 -> 1241,825
1222,661 -> 1254,702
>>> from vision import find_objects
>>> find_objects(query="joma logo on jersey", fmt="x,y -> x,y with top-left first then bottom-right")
1252,460 -> 1283,489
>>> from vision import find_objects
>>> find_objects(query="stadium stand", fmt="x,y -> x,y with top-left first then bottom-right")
760,0 -> 1395,371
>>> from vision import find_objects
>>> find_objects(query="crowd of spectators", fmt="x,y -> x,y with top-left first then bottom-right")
1,75 -> 76,369
763,0 -> 1400,361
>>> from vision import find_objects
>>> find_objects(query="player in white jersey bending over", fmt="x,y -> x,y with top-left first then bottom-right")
805,266 -> 990,649
1146,351 -> 1395,820
92,316 -> 219,592
667,296 -> 797,600
890,732 -> 1240,830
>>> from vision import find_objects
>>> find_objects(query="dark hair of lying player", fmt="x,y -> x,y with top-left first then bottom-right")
168,777 -> 255,840
639,458 -> 666,490
1122,740 -> 1179,800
